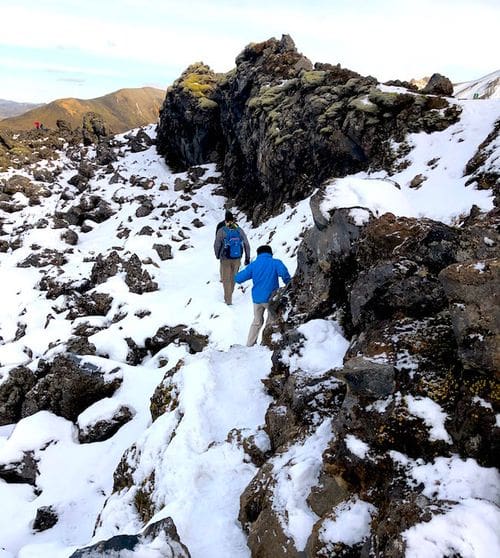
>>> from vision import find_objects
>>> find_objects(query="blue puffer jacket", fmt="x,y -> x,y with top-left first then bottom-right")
235,253 -> 291,304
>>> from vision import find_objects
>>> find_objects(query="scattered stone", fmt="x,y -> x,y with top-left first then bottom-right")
153,243 -> 173,260
0,451 -> 39,485
78,405 -> 134,443
146,325 -> 208,355
33,506 -> 58,532
61,229 -> 79,245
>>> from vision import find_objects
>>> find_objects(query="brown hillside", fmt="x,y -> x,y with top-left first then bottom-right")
0,87 -> 165,133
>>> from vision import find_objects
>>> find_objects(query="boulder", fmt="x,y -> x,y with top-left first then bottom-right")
123,254 -> 158,294
157,36 -> 460,223
156,62 -> 223,170
422,73 -> 454,96
82,112 -> 111,146
335,357 -> 396,399
21,354 -> 122,422
153,243 -> 173,260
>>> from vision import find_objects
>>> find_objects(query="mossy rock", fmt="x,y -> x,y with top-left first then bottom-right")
300,70 -> 326,87
197,96 -> 218,110
248,85 -> 285,110
348,96 -> 380,114
133,472 -> 156,523
368,90 -> 415,111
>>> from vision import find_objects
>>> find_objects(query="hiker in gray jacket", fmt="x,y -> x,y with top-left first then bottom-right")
214,211 -> 250,305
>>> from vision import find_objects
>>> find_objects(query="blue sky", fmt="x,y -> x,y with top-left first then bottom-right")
1,0 -> 499,103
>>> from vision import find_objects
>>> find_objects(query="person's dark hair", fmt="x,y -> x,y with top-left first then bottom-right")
257,245 -> 273,255
225,210 -> 234,222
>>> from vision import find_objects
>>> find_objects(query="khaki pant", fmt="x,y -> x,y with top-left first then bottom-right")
247,302 -> 269,346
220,258 -> 240,304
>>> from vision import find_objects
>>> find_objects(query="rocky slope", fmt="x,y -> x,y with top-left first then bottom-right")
0,36 -> 499,558
0,87 -> 164,134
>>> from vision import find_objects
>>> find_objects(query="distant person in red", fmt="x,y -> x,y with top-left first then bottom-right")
34,121 -> 40,129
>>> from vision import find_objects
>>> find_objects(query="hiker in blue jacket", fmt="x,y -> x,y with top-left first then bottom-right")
235,245 -> 291,346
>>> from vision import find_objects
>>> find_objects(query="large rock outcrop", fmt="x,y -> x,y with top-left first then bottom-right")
157,35 -> 461,222
240,196 -> 499,556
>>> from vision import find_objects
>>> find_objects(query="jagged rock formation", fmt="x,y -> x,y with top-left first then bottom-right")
157,35 -> 460,222
239,193 -> 499,556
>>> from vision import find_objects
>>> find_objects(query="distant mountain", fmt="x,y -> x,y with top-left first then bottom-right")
0,99 -> 44,119
0,87 -> 165,133
454,70 -> 500,99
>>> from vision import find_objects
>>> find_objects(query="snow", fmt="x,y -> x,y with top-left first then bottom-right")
94,345 -> 273,558
279,319 -> 349,377
345,434 -> 370,459
319,498 -> 376,546
0,90 -> 499,557
410,455 -> 500,502
405,395 -> 452,444
271,420 -> 333,551
404,499 -> 500,558
474,262 -> 486,272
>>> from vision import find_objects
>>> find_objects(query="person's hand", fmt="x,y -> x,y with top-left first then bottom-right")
244,258 -> 250,266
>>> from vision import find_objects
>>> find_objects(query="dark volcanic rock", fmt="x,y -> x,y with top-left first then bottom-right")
123,254 -> 158,294
17,248 -> 67,268
90,251 -> 122,284
0,365 -> 37,425
157,63 -> 223,170
439,258 -> 500,376
69,517 -> 191,558
146,324 -> 208,355
82,112 -> 111,146
422,73 -> 454,96
238,197 -> 499,554
0,451 -> 39,485
21,354 -> 122,422
78,405 -> 134,443
153,243 -> 173,260
33,506 -> 59,532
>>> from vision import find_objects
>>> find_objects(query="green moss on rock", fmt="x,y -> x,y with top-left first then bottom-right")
300,70 -> 326,87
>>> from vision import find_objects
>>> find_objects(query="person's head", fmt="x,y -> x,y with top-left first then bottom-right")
224,210 -> 234,223
257,245 -> 273,256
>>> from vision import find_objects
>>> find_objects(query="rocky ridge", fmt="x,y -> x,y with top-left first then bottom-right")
157,35 -> 461,223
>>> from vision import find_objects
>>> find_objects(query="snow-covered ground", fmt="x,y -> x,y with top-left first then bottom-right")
0,88 -> 499,557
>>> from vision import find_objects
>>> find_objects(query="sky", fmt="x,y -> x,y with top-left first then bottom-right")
0,0 -> 499,103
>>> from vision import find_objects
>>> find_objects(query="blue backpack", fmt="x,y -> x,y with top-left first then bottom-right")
223,226 -> 243,259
